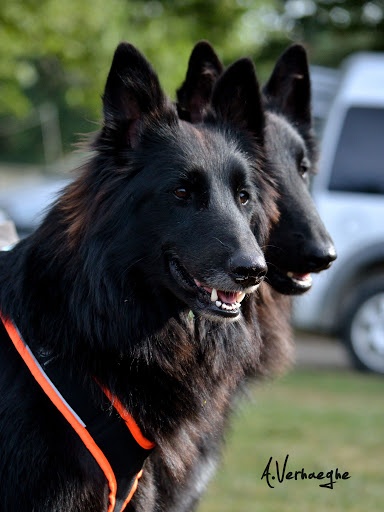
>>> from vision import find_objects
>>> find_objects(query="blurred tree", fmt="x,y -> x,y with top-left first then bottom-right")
0,1 -> 278,114
0,0 -> 285,163
278,0 -> 384,65
0,0 -> 383,164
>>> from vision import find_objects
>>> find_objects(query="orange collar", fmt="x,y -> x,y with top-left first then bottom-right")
0,314 -> 155,512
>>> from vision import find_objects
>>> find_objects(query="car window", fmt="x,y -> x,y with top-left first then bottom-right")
329,107 -> 384,194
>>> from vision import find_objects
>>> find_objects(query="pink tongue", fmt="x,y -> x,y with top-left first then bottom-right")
195,280 -> 240,305
218,291 -> 238,304
293,273 -> 311,281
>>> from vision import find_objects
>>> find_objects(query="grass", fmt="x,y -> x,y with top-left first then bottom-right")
199,369 -> 384,512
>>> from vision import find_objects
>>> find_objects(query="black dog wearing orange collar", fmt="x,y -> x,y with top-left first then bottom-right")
0,42 -> 277,511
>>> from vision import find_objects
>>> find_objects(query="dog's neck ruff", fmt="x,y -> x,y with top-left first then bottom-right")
0,314 -> 155,512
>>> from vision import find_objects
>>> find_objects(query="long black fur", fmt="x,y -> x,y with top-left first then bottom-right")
177,41 -> 336,377
0,43 -> 278,512
156,42 -> 337,512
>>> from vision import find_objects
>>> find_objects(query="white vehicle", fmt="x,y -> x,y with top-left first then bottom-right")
294,52 -> 384,374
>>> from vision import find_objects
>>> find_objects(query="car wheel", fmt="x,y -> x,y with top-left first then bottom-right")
342,276 -> 384,374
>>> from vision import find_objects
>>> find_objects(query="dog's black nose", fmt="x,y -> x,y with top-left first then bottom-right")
304,243 -> 337,272
229,252 -> 267,287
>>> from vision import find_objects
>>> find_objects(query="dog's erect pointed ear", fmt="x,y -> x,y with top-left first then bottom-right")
102,42 -> 168,148
263,44 -> 311,126
176,40 -> 224,123
211,58 -> 264,140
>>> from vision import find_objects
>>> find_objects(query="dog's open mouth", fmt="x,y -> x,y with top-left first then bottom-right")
194,279 -> 246,312
168,257 -> 251,319
267,266 -> 313,295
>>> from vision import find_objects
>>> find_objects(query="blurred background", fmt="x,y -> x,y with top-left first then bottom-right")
1,0 -> 383,166
1,1 -> 384,510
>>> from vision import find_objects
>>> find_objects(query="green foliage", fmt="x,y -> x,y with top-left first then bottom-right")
1,0 -> 384,163
0,0 -> 284,162
0,0 -> 280,119
282,0 -> 384,66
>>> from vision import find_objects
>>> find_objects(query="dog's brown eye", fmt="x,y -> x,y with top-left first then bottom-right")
238,190 -> 249,205
174,187 -> 191,200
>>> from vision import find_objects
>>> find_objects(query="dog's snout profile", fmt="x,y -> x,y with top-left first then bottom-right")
303,242 -> 337,273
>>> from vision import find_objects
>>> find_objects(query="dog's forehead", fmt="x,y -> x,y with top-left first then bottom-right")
265,112 -> 304,154
178,121 -> 249,173
180,121 -> 223,150
186,122 -> 207,146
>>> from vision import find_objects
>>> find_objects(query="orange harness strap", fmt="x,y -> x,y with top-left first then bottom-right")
0,314 -> 154,512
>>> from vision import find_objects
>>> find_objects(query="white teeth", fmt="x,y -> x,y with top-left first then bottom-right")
211,288 -> 218,302
215,300 -> 241,312
237,291 -> 246,303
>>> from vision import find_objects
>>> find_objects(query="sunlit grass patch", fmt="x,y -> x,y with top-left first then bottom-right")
200,370 -> 384,512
